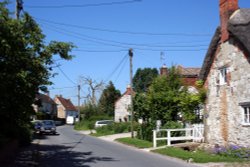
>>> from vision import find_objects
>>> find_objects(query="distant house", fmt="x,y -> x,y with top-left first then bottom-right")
160,64 -> 201,90
114,85 -> 133,122
33,93 -> 57,119
199,0 -> 250,146
54,95 -> 78,120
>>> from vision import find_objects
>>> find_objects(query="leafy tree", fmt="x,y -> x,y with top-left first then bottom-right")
134,93 -> 150,122
147,67 -> 182,123
133,68 -> 158,93
0,2 -> 74,144
138,66 -> 202,124
98,81 -> 121,116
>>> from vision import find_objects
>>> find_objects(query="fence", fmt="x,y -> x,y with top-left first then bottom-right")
152,124 -> 204,148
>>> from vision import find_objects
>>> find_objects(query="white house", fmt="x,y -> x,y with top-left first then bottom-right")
114,85 -> 133,122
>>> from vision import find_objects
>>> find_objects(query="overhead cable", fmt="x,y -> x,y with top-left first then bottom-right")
35,17 -> 211,37
26,0 -> 142,9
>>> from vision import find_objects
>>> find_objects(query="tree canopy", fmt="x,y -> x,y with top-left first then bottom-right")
133,68 -> 158,93
0,2 -> 74,143
134,66 -> 204,125
98,81 -> 121,116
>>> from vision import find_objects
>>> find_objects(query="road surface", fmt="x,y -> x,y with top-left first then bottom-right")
37,125 -> 199,167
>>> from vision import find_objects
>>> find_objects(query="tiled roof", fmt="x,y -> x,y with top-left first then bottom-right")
36,93 -> 56,105
177,66 -> 201,77
56,96 -> 77,111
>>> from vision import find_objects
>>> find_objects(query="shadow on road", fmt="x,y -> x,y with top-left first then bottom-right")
38,144 -> 118,167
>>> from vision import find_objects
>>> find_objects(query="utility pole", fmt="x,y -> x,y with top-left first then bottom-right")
77,85 -> 81,122
16,0 -> 23,20
129,49 -> 134,138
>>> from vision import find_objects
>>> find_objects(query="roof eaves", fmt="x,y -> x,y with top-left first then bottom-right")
199,27 -> 221,81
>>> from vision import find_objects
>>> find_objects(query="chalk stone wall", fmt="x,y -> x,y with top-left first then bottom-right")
205,39 -> 250,147
114,94 -> 131,122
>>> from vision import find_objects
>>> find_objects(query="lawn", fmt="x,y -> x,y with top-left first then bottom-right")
115,137 -> 250,164
115,137 -> 153,148
152,147 -> 247,163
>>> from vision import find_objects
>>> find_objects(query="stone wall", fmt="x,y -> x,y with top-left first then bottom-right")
114,94 -> 131,122
205,39 -> 250,147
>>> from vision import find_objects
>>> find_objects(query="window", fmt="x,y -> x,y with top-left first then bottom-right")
219,68 -> 227,85
243,106 -> 250,125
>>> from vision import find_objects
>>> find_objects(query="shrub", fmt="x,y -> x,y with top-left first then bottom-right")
95,122 -> 134,135
137,122 -> 154,141
162,121 -> 184,137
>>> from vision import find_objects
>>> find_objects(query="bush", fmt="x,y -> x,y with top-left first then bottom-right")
74,120 -> 95,130
162,121 -> 184,137
137,123 -> 154,141
95,122 -> 135,136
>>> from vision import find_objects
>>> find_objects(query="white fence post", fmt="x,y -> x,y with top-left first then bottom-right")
152,124 -> 204,148
153,130 -> 157,148
167,130 -> 171,146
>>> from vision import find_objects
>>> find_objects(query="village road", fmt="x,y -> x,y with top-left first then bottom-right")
37,125 -> 199,167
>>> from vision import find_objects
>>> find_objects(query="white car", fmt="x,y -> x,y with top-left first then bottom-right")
94,120 -> 114,128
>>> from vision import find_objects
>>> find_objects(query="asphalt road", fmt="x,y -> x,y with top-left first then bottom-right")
37,125 -> 199,167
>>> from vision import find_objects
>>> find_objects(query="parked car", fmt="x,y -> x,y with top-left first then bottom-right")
34,121 -> 43,134
40,120 -> 57,135
94,120 -> 114,128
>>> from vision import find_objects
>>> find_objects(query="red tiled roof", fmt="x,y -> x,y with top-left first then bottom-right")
56,96 -> 77,111
177,66 -> 201,77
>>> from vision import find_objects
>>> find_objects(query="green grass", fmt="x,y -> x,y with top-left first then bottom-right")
74,120 -> 93,130
115,137 -> 153,148
90,131 -> 115,137
152,147 -> 247,163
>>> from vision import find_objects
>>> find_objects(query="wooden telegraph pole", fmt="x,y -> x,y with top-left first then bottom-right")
78,85 -> 81,122
129,49 -> 134,138
16,0 -> 23,20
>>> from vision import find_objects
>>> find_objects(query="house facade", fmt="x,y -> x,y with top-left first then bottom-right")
199,0 -> 250,146
114,85 -> 132,122
33,93 -> 57,119
54,95 -> 78,120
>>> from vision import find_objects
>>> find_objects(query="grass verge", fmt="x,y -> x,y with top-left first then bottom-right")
115,137 -> 153,148
152,147 -> 248,163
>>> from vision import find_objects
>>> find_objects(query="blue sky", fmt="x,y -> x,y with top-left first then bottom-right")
6,0 -> 250,105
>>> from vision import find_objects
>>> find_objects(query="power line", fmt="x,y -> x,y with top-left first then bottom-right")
57,65 -> 77,85
74,49 -> 127,53
48,86 -> 77,90
114,54 -> 129,82
26,0 -> 142,9
35,17 -> 212,37
41,23 -> 208,52
105,54 -> 128,82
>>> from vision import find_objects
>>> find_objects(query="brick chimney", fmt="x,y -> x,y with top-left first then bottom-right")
160,64 -> 168,76
219,0 -> 239,42
125,85 -> 132,95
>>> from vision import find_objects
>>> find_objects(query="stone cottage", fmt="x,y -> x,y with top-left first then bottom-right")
199,0 -> 250,146
114,85 -> 133,122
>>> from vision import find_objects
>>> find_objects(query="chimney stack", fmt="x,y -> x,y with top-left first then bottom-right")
125,85 -> 132,95
160,64 -> 168,76
219,0 -> 239,42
